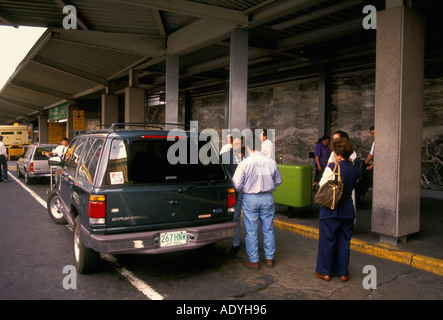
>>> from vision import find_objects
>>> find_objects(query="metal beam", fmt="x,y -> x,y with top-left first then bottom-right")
152,9 -> 166,36
248,0 -> 325,28
271,0 -> 363,30
30,57 -> 108,86
168,19 -> 235,55
51,28 -> 165,57
11,80 -> 72,100
0,107 -> 28,117
117,0 -> 248,25
0,12 -> 18,27
277,19 -> 363,49
0,96 -> 43,111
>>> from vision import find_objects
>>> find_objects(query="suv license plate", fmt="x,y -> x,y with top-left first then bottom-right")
160,230 -> 187,247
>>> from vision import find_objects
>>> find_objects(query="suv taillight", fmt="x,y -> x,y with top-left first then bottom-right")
227,188 -> 236,212
29,162 -> 34,172
89,195 -> 106,224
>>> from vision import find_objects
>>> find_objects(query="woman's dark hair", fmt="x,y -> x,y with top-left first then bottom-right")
317,134 -> 330,144
332,137 -> 354,159
333,130 -> 349,139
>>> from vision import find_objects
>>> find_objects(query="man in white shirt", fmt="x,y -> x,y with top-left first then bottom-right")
47,137 -> 69,157
219,133 -> 232,155
0,135 -> 11,182
232,136 -> 282,270
364,126 -> 375,170
260,129 -> 274,159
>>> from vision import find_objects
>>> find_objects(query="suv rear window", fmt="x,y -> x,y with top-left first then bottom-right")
103,137 -> 225,185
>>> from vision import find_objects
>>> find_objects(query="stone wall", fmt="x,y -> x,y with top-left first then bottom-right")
180,70 -> 443,191
247,81 -> 318,165
422,77 -> 443,190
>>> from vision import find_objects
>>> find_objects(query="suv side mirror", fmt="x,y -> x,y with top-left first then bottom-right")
48,156 -> 62,166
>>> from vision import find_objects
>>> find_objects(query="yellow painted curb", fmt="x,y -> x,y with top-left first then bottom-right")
274,219 -> 443,277
274,220 -> 319,240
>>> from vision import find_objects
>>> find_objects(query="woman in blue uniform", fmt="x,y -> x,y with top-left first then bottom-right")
315,137 -> 359,282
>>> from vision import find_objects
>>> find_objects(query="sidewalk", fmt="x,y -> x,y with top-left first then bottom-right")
273,189 -> 443,277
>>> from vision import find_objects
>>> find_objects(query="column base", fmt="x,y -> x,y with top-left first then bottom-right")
379,235 -> 407,246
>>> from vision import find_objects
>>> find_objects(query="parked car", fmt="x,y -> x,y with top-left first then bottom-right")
17,144 -> 58,184
46,124 -> 237,273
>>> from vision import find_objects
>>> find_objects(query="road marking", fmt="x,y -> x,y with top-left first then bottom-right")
9,172 -> 165,300
102,254 -> 164,300
8,172 -> 47,208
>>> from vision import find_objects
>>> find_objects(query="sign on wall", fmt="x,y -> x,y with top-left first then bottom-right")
49,102 -> 69,121
73,110 -> 85,131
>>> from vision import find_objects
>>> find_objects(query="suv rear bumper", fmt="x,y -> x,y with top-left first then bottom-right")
82,221 -> 237,254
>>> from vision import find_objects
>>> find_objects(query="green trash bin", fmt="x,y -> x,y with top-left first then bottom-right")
273,164 -> 312,208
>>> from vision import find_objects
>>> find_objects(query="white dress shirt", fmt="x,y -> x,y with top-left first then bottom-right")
261,139 -> 274,159
0,141 -> 7,157
232,151 -> 282,194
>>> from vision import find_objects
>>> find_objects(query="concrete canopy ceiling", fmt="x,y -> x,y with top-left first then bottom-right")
0,0 -> 441,124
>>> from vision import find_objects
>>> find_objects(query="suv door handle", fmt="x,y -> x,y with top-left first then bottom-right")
167,200 -> 178,205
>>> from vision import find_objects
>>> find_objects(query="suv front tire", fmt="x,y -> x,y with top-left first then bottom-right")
47,192 -> 67,224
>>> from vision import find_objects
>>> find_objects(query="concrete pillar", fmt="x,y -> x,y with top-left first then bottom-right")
165,55 -> 179,130
66,101 -> 75,140
38,112 -> 48,144
228,28 -> 248,131
101,94 -> 119,127
372,4 -> 424,245
125,87 -> 145,123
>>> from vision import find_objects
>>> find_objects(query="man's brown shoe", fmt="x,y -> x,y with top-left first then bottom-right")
243,260 -> 259,270
315,272 -> 330,281
340,275 -> 351,282
265,259 -> 274,268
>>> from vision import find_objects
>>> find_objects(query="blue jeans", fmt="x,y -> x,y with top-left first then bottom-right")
232,191 -> 244,247
242,193 -> 275,263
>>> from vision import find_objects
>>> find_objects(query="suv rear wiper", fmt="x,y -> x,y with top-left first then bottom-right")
178,180 -> 216,193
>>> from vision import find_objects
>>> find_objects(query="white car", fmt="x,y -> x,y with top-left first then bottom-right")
16,144 -> 58,184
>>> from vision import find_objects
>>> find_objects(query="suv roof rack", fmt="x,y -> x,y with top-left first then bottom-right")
92,122 -> 188,132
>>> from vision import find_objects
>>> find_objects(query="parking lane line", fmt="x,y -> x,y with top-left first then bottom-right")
9,172 -> 165,300
8,172 -> 47,208
102,254 -> 164,300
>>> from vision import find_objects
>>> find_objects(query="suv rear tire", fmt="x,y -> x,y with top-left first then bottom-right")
47,192 -> 67,224
74,216 -> 100,274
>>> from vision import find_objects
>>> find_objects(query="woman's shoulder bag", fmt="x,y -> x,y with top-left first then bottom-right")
314,162 -> 343,210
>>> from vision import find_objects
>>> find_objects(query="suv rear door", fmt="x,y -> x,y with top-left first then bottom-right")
57,137 -> 85,224
99,134 -> 233,232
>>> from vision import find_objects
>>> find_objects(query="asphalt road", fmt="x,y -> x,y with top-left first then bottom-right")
1,165 -> 442,309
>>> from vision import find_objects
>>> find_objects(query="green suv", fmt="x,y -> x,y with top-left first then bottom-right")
47,123 -> 237,273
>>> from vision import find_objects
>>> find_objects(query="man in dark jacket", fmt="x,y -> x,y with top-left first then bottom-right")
221,133 -> 244,253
